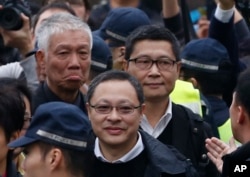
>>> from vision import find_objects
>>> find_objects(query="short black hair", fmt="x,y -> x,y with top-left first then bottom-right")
125,25 -> 180,61
0,78 -> 26,141
234,69 -> 250,116
181,68 -> 232,95
37,141 -> 94,177
86,70 -> 144,105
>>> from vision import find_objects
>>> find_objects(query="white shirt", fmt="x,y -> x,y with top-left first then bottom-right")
94,132 -> 144,163
140,100 -> 172,138
215,5 -> 234,23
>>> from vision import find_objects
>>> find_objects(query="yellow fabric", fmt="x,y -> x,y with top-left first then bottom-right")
170,80 -> 202,116
17,153 -> 25,175
218,118 -> 233,143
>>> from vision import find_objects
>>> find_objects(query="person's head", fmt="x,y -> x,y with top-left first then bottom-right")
0,79 -> 25,169
32,2 -> 76,36
0,78 -> 32,136
230,69 -> 250,144
89,35 -> 112,82
8,102 -> 94,177
180,38 -> 232,96
47,0 -> 91,21
94,7 -> 151,70
35,13 -> 92,97
86,70 -> 145,157
125,25 -> 181,102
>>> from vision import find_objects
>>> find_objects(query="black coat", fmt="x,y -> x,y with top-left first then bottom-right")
157,103 -> 220,177
32,82 -> 87,114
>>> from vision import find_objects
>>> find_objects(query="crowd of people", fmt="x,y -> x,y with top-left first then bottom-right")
1,0 -> 250,177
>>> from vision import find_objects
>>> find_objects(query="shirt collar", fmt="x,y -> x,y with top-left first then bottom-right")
94,132 -> 144,163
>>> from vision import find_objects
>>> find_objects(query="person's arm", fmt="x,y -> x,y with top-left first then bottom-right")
209,0 -> 239,71
20,55 -> 39,93
209,0 -> 242,105
162,0 -> 185,46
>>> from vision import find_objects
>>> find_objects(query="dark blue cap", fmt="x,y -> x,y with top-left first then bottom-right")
8,102 -> 94,151
93,7 -> 151,47
181,38 -> 231,73
91,35 -> 112,72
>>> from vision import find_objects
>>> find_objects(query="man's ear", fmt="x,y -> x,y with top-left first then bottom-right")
35,50 -> 47,82
47,148 -> 63,170
237,105 -> 247,124
189,77 -> 199,89
86,103 -> 90,114
35,50 -> 45,68
119,46 -> 125,57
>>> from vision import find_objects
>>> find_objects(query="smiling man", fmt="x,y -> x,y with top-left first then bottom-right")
32,13 -> 92,114
86,70 -> 198,177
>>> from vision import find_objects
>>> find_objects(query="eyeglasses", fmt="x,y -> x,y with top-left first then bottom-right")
128,56 -> 178,71
89,103 -> 141,115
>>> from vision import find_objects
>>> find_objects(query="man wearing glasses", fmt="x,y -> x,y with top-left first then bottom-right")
85,70 -> 197,177
125,25 -> 219,177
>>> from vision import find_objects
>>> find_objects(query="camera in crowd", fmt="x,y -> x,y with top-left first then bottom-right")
0,0 -> 31,30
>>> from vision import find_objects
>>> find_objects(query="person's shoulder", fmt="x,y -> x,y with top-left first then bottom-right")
172,102 -> 203,122
173,102 -> 213,137
140,131 -> 198,176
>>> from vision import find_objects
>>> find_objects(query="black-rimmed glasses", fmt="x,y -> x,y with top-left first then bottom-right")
128,56 -> 177,71
89,104 -> 141,115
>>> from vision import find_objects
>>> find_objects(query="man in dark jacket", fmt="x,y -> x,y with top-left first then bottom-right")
86,70 -> 198,177
206,69 -> 250,177
125,25 -> 219,177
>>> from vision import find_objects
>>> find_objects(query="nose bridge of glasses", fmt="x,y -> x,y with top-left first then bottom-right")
150,60 -> 161,71
111,106 -> 118,112
108,106 -> 122,118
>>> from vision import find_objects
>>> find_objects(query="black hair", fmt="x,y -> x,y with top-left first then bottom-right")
125,25 -> 180,61
0,78 -> 26,141
234,68 -> 250,116
86,70 -> 144,105
37,141 -> 94,177
181,68 -> 232,95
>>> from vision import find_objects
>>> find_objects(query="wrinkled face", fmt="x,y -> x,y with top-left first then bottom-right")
0,127 -> 8,168
126,40 -> 180,101
22,143 -> 48,177
43,29 -> 91,93
87,80 -> 144,150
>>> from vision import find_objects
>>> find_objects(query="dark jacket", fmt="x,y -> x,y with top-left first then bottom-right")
32,82 -> 87,114
91,130 -> 198,177
157,103 -> 219,177
141,130 -> 198,177
222,141 -> 250,177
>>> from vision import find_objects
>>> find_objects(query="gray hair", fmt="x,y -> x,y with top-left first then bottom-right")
36,13 -> 93,54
